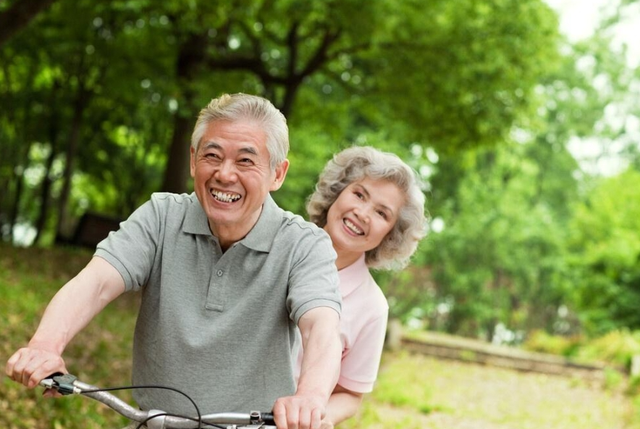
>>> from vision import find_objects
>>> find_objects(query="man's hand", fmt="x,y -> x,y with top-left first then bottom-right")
5,346 -> 67,393
272,393 -> 325,429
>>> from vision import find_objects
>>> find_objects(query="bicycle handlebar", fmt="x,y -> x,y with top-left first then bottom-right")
40,373 -> 275,429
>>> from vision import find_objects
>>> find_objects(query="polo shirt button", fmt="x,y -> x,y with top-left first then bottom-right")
217,270 -> 223,277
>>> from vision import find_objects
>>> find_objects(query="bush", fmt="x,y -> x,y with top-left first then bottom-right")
522,329 -> 582,357
576,330 -> 640,370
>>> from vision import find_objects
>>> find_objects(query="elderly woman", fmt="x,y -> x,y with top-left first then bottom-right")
295,145 -> 428,428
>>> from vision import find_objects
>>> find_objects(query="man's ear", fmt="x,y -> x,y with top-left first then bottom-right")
270,159 -> 290,192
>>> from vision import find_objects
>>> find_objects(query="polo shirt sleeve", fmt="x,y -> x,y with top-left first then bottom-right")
94,196 -> 162,292
287,228 -> 341,324
338,311 -> 389,393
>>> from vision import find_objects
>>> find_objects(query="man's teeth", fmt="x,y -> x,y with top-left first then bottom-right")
212,190 -> 241,202
344,219 -> 364,235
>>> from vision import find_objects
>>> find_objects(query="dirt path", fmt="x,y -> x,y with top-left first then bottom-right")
343,352 -> 636,429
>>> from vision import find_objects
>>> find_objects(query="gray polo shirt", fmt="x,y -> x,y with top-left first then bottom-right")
95,192 -> 340,415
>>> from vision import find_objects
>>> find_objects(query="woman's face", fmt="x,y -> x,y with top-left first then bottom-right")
324,177 -> 405,265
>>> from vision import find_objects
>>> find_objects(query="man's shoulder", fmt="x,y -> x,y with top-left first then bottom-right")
149,192 -> 197,205
278,208 -> 327,237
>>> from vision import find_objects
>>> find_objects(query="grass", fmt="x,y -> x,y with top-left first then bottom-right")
1,243 -> 639,428
0,244 -> 137,429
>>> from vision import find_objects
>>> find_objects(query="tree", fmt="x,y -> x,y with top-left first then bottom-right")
0,0 -> 561,245
417,142 -> 577,340
0,0 -> 58,46
568,170 -> 640,333
154,0 -> 561,193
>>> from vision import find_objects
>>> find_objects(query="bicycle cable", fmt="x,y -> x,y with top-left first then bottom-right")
79,384 -> 205,429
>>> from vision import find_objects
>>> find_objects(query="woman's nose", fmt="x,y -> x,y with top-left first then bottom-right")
354,205 -> 370,223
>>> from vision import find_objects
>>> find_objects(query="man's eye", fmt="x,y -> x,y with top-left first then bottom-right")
239,158 -> 254,165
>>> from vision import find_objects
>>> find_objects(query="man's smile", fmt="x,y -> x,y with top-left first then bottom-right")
210,189 -> 242,203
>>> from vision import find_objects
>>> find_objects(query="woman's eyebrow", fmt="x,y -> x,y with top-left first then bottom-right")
360,183 -> 396,216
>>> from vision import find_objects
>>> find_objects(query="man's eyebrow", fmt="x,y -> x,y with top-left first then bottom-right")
201,141 -> 221,150
238,146 -> 258,156
201,141 -> 258,156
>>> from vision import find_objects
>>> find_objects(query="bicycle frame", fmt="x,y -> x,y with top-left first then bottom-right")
40,373 -> 275,429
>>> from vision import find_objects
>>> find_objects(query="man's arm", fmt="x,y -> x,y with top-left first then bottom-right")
5,257 -> 125,389
273,306 -> 341,429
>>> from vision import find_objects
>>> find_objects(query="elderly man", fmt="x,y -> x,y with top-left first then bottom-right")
6,93 -> 342,429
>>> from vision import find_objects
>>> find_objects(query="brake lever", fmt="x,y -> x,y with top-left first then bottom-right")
40,373 -> 81,395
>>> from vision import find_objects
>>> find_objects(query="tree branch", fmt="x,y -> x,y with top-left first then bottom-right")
0,0 -> 57,46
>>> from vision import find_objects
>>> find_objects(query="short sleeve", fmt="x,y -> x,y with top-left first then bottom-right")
285,227 -> 341,324
94,197 -> 161,292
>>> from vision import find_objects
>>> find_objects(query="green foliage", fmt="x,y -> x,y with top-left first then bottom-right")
417,141 -> 577,339
0,0 -> 560,245
522,329 -> 640,373
568,170 -> 640,332
369,0 -> 561,153
522,329 -> 582,357
576,330 -> 640,370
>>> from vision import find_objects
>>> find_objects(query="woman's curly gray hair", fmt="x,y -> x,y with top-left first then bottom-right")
307,146 -> 428,270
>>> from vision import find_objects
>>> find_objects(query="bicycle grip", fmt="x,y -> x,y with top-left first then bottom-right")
262,412 -> 275,425
39,372 -> 78,395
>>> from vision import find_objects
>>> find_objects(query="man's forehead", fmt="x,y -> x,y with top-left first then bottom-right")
199,120 -> 267,149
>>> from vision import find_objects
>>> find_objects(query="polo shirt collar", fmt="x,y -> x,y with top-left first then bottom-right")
182,192 -> 280,253
240,194 -> 280,252
183,193 -> 212,236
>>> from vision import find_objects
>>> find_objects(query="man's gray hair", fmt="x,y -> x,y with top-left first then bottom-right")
191,93 -> 289,170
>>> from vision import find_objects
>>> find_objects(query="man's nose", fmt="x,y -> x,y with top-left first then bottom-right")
215,161 -> 238,182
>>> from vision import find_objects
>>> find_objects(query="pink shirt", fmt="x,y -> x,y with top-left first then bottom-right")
295,254 -> 389,393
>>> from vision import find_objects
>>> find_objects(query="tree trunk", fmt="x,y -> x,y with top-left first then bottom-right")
8,168 -> 24,244
33,81 -> 61,244
0,0 -> 57,46
56,87 -> 89,240
33,145 -> 57,245
159,33 -> 207,194
160,113 -> 193,194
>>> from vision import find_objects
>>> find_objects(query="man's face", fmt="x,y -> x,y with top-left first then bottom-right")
190,119 -> 289,247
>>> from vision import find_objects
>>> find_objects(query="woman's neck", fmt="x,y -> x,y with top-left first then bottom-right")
334,250 -> 362,270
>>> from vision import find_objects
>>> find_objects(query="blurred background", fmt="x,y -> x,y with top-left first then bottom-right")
1,0 -> 640,427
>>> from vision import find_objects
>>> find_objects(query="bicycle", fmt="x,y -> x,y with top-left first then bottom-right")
39,373 -> 276,429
